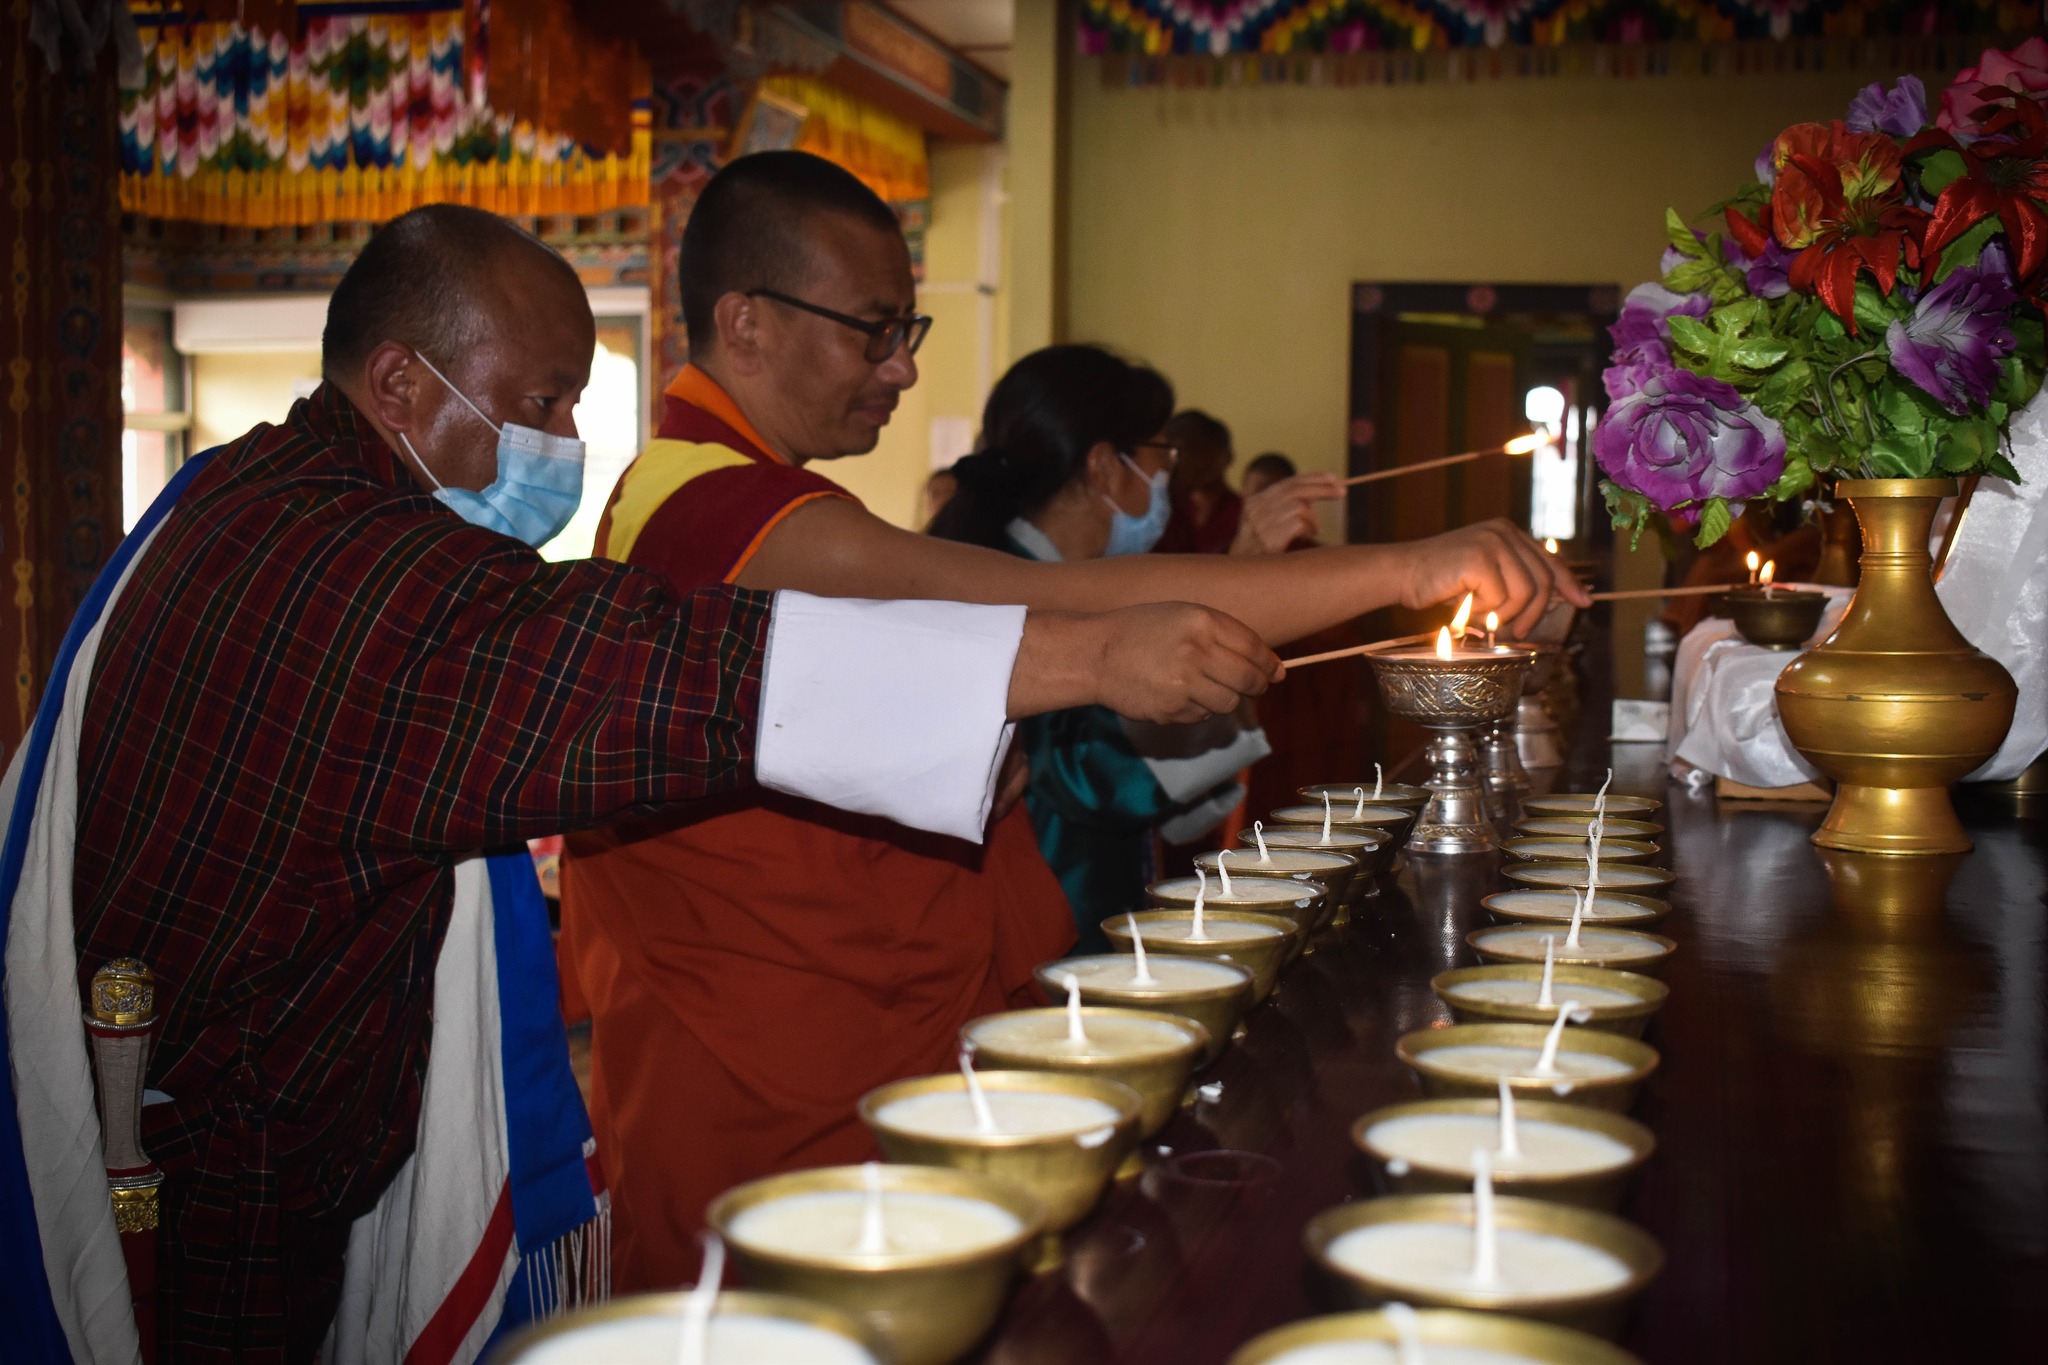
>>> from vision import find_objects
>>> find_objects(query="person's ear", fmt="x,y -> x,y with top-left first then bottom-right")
358,342 -> 426,436
714,291 -> 763,374
1082,441 -> 1124,495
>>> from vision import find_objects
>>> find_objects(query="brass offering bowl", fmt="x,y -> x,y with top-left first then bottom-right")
1032,954 -> 1253,1067
1304,1193 -> 1663,1338
1501,836 -> 1658,863
1466,925 -> 1678,978
1522,793 -> 1661,817
486,1289 -> 892,1364
1265,801 -> 1414,849
859,1071 -> 1142,1247
1228,1307 -> 1643,1365
1361,644 -> 1538,855
1146,874 -> 1325,957
1104,909 -> 1298,1004
1351,1097 -> 1657,1212
1431,964 -> 1669,1037
1299,779 -> 1430,811
1396,1021 -> 1660,1111
1193,847 -> 1358,923
960,1006 -> 1208,1139
1502,861 -> 1675,894
709,1163 -> 1045,1365
1515,815 -> 1663,840
1481,888 -> 1670,930
1725,586 -> 1830,649
1240,825 -> 1394,879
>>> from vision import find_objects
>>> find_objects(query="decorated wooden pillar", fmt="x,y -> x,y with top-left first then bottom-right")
0,9 -> 127,759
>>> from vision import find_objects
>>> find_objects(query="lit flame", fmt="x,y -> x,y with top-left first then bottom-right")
1543,538 -> 1558,554
1745,550 -> 1760,574
1503,433 -> 1545,455
1760,560 -> 1776,585
1435,626 -> 1455,659
1485,610 -> 1500,636
1449,593 -> 1474,636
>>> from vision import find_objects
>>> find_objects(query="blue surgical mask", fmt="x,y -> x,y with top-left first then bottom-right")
1101,454 -> 1171,557
400,352 -> 586,548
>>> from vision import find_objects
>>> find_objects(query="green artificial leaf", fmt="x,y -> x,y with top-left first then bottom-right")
1935,425 -> 1986,472
1852,280 -> 1898,336
1754,357 -> 1815,414
1813,310 -> 1848,345
1928,215 -> 2002,285
1694,496 -> 1734,548
1665,314 -> 1716,359
1918,148 -> 1968,197
1987,449 -> 2021,483
1874,380 -> 1938,434
1854,356 -> 1890,383
1663,257 -> 1726,296
1728,338 -> 1793,368
1770,453 -> 1815,500
1601,481 -> 1654,551
1868,432 -> 1932,478
1664,208 -> 1711,261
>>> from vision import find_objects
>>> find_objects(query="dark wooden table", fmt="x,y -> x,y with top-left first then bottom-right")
967,745 -> 2048,1365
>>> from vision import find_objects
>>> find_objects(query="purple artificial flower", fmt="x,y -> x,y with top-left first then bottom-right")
1722,233 -> 1792,299
1845,75 -> 1929,139
1885,242 -> 2019,414
1754,139 -> 1777,187
1594,370 -> 1787,511
1603,283 -> 1711,400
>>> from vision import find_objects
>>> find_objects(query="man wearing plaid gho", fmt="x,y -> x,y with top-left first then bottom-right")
0,205 -> 1282,1365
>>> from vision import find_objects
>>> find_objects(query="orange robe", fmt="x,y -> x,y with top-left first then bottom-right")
558,367 -> 1075,1290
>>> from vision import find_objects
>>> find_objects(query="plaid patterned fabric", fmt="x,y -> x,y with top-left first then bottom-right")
72,384 -> 770,1363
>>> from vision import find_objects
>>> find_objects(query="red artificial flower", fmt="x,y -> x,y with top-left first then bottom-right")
1911,100 -> 2048,283
1762,125 -> 1925,329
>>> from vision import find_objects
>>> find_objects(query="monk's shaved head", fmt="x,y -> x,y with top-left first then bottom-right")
681,151 -> 901,354
322,203 -> 583,380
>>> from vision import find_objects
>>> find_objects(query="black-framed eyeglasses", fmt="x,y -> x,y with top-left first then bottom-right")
747,289 -> 933,363
1125,439 -> 1181,469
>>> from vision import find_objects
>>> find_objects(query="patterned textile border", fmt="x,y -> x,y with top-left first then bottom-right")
119,5 -> 651,226
2,29 -> 126,758
1093,33 -> 2030,86
1078,0 -> 2038,58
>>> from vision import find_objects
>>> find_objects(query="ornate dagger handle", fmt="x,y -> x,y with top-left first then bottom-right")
86,957 -> 163,1360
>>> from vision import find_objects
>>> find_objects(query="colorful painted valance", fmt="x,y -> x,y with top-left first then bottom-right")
757,75 -> 930,208
119,3 -> 650,227
1079,1 -> 2033,58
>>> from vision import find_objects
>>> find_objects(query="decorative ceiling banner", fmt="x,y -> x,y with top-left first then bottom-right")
119,1 -> 650,227
755,74 -> 930,207
1078,0 -> 2044,81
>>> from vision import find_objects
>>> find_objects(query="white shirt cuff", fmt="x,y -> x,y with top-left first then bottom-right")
755,591 -> 1023,844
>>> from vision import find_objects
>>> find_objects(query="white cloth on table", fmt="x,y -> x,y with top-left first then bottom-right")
756,592 -> 1023,844
1665,587 -> 1851,788
1935,386 -> 2048,781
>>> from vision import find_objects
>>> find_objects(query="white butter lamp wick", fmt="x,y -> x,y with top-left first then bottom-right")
1216,848 -> 1234,897
1537,934 -> 1558,1007
1373,762 -> 1384,801
1129,916 -> 1157,985
1253,819 -> 1271,864
1061,972 -> 1088,1044
1352,786 -> 1367,820
1594,767 -> 1612,819
857,1162 -> 888,1254
1565,888 -> 1588,950
1470,1147 -> 1499,1287
1495,1076 -> 1521,1160
1533,999 -> 1591,1076
1383,1301 -> 1425,1365
959,1045 -> 997,1134
677,1231 -> 725,1365
1320,791 -> 1333,844
1192,866 -> 1209,940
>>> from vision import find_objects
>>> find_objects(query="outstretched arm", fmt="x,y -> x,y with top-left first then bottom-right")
737,496 -> 1585,645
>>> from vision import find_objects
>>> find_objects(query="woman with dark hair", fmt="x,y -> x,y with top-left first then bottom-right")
932,345 -> 1271,947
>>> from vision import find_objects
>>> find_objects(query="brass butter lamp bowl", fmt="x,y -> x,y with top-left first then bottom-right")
960,1005 -> 1208,1139
1146,872 -> 1325,959
1032,954 -> 1252,1067
1481,888 -> 1670,930
1229,1307 -> 1643,1365
859,1070 -> 1142,1266
1501,861 -> 1675,894
1466,924 -> 1678,977
1238,824 -> 1393,879
1361,641 -> 1537,854
1775,477 -> 2017,855
1304,1193 -> 1663,1338
1431,963 -> 1669,1037
1500,835 -> 1658,863
1264,800 -> 1414,849
1724,586 -> 1830,649
708,1164 -> 1045,1365
1515,815 -> 1663,840
1192,846 -> 1358,923
1103,909 -> 1297,1004
486,1289 -> 892,1364
1352,1096 -> 1657,1212
1299,779 -> 1431,811
1396,1021 -> 1660,1112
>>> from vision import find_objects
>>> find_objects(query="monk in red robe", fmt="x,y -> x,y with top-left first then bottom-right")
559,152 -> 1587,1290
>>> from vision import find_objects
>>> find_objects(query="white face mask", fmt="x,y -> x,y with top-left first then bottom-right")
1101,453 -> 1172,557
400,352 -> 587,548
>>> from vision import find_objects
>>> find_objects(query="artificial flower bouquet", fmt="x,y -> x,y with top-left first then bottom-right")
1598,39 -> 2048,547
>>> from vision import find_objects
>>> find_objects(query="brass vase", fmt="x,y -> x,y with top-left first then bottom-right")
1774,478 -> 2016,855
1811,496 -> 1862,586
